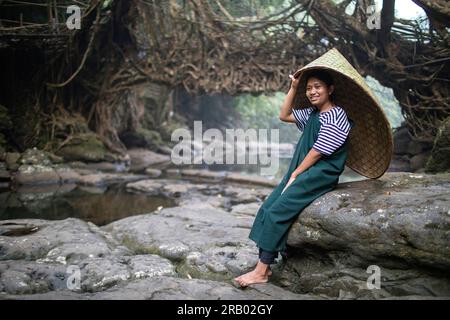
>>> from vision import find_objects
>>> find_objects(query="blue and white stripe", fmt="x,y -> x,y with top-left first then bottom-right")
292,107 -> 315,132
292,106 -> 351,156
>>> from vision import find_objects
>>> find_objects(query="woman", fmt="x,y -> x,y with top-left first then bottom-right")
234,69 -> 354,287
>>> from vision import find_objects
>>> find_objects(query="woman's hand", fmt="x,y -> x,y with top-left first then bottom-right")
289,74 -> 300,90
281,176 -> 296,195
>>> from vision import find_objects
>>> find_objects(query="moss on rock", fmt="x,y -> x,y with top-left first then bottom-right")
55,133 -> 107,163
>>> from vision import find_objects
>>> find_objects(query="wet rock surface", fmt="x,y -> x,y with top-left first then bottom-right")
0,171 -> 449,300
281,172 -> 450,299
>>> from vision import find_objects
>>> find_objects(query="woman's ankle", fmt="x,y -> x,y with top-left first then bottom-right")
255,261 -> 270,275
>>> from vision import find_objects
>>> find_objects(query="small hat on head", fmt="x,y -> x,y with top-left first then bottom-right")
292,48 -> 393,179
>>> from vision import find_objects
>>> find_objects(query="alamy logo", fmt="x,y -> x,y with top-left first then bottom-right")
66,5 -> 81,30
364,1 -> 381,30
66,265 -> 81,291
366,265 -> 381,290
171,121 -> 279,176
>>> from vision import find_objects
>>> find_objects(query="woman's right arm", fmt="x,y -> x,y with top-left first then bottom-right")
279,74 -> 299,123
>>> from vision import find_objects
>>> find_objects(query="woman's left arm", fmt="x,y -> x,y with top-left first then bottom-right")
291,148 -> 322,179
282,149 -> 322,194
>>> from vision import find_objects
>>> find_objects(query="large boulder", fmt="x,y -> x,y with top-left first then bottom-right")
55,133 -> 107,163
279,172 -> 450,299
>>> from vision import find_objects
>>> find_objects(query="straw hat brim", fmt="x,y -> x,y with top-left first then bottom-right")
292,48 -> 393,179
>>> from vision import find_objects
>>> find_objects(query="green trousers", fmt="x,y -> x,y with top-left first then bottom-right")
249,109 -> 353,252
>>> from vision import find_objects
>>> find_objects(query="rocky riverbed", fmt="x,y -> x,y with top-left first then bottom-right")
0,164 -> 449,299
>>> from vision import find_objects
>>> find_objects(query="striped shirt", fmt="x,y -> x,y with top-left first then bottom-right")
292,106 -> 352,156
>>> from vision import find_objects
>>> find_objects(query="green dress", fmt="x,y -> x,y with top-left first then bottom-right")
249,108 -> 354,252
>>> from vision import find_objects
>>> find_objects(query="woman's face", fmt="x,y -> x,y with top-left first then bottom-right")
306,77 -> 334,107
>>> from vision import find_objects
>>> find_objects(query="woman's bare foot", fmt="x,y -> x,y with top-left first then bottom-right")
234,261 -> 271,287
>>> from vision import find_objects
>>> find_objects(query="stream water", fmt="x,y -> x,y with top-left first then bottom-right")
0,183 -> 175,226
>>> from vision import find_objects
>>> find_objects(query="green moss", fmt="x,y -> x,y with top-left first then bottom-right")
136,127 -> 163,149
55,133 -> 107,162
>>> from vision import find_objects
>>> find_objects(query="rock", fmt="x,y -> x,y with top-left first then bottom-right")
177,194 -> 229,210
18,148 -> 52,166
410,151 -> 431,172
223,185 -> 271,204
162,182 -> 209,197
94,277 -> 320,300
127,254 -> 176,278
0,162 -> 10,181
178,169 -> 279,188
13,164 -> 60,185
289,172 -> 450,269
0,261 -> 67,295
126,179 -> 165,195
120,129 -> 163,151
0,251 -> 176,295
0,218 -> 114,262
55,133 -> 107,163
103,204 -> 257,279
282,172 -> 450,298
144,168 -> 162,178
53,165 -> 82,183
76,172 -> 147,187
5,152 -> 20,171
2,172 -> 449,300
83,162 -> 127,173
230,202 -> 261,217
79,256 -> 131,292
393,126 -> 411,155
179,169 -> 228,180
156,145 -> 172,155
387,155 -> 411,172
0,222 -> 39,237
1,276 -> 321,300
426,117 -> 450,173
127,148 -> 171,172
407,140 -> 431,156
225,173 -> 278,188
126,178 -> 211,198
47,153 -> 64,164
13,164 -> 83,186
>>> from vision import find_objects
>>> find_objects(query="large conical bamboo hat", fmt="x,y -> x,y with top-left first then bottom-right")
292,48 -> 393,179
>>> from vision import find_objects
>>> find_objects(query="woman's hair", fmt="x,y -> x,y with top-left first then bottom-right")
304,70 -> 335,101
